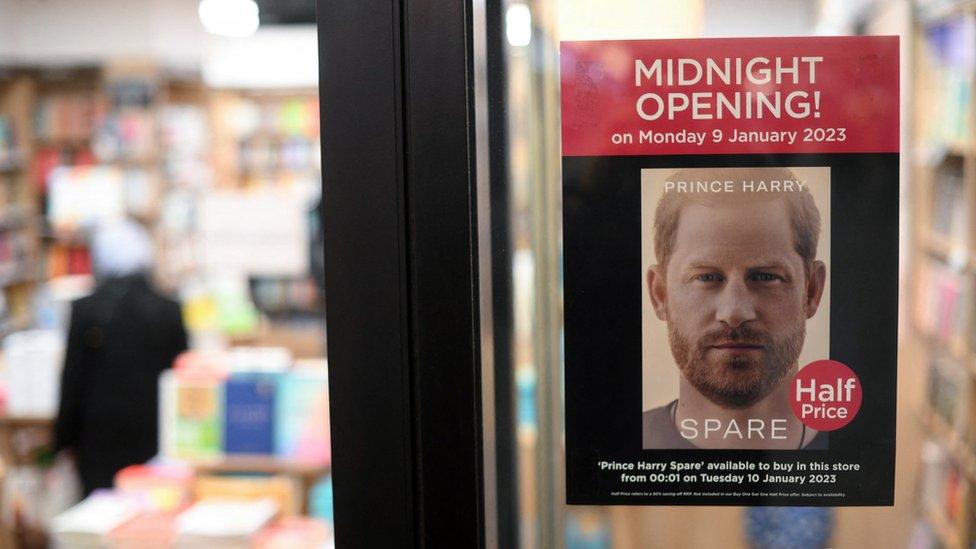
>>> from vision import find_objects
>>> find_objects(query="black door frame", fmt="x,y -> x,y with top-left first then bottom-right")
317,2 -> 515,546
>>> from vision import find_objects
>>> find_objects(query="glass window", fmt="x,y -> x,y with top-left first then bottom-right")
497,1 -> 925,547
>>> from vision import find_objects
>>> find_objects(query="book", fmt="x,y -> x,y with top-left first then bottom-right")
114,463 -> 194,512
51,491 -> 145,549
2,329 -> 63,417
105,511 -> 178,549
308,475 -> 333,524
194,475 -> 298,517
913,256 -> 974,351
223,372 -> 278,455
166,360 -> 226,460
927,355 -> 968,429
252,517 -> 332,549
175,498 -> 278,548
930,158 -> 966,239
275,364 -> 330,466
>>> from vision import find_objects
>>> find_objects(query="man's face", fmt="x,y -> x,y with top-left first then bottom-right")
648,198 -> 824,409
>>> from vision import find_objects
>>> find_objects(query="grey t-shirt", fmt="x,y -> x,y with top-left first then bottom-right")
642,400 -> 828,450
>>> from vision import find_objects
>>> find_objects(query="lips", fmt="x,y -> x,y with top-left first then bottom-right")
711,342 -> 764,350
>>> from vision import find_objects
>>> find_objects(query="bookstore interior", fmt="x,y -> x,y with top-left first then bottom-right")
0,0 -> 331,547
0,0 -> 972,548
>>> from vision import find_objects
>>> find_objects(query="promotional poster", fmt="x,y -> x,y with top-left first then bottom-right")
561,36 -> 898,506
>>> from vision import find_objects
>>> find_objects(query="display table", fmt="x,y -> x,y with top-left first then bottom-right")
182,455 -> 329,514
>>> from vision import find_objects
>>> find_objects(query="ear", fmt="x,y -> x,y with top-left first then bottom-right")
804,260 -> 827,319
647,265 -> 668,321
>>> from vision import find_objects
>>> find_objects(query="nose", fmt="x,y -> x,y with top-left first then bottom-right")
714,278 -> 757,328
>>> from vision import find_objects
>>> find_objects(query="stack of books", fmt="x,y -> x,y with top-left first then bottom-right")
174,498 -> 278,548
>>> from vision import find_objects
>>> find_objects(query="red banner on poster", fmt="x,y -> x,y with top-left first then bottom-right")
560,36 -> 899,156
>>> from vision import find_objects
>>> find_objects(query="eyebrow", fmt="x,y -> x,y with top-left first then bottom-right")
684,262 -> 720,270
682,261 -> 793,271
748,264 -> 791,271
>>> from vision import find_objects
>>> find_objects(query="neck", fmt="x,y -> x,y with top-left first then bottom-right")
674,364 -> 816,449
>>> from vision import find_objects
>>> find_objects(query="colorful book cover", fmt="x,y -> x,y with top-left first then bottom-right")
173,377 -> 223,460
223,372 -> 278,455
274,367 -> 330,465
161,351 -> 229,460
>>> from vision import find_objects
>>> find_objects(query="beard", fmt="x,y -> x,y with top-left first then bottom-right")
667,313 -> 805,409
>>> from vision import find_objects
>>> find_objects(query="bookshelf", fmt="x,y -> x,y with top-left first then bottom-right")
31,65 -> 162,282
210,88 -> 320,190
209,88 -> 324,321
0,65 -> 215,545
0,414 -> 53,547
0,67 -> 327,340
0,71 -> 41,339
22,65 -> 215,291
911,4 -> 976,548
0,65 -> 329,546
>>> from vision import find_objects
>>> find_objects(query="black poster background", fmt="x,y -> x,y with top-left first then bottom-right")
563,153 -> 898,506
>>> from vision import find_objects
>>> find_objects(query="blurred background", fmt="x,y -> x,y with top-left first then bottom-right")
0,0 -> 968,548
0,0 -> 331,547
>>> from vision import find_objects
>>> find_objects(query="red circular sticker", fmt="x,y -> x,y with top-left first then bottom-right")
790,360 -> 862,431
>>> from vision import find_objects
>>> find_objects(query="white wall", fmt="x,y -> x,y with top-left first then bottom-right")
703,0 -> 819,37
553,0 -> 819,42
816,0 -> 879,35
0,0 -> 204,69
203,26 -> 319,88
0,1 -> 14,61
557,0 -> 703,41
0,0 -> 318,88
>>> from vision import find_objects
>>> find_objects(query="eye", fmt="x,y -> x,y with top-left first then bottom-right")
748,272 -> 782,282
694,273 -> 723,283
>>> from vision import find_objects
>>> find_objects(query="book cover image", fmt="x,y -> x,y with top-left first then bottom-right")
561,36 -> 898,506
641,166 -> 831,451
224,373 -> 278,455
174,381 -> 222,459
275,368 -> 331,465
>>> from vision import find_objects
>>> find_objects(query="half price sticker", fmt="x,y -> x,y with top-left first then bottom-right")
791,359 -> 862,431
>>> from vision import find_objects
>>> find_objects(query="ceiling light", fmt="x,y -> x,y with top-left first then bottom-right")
199,0 -> 260,38
506,4 -> 532,48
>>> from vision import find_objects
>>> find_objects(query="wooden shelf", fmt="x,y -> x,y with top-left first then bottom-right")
0,270 -> 39,288
913,145 -> 976,175
925,502 -> 964,549
917,327 -> 971,363
0,210 -> 33,230
186,455 -> 329,478
915,327 -> 976,380
922,229 -> 957,250
921,406 -> 976,483
921,230 -> 972,266
0,161 -> 24,173
183,455 -> 329,515
0,416 -> 53,429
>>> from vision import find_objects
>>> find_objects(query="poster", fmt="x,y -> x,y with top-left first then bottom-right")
561,36 -> 898,506
198,188 -> 310,276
